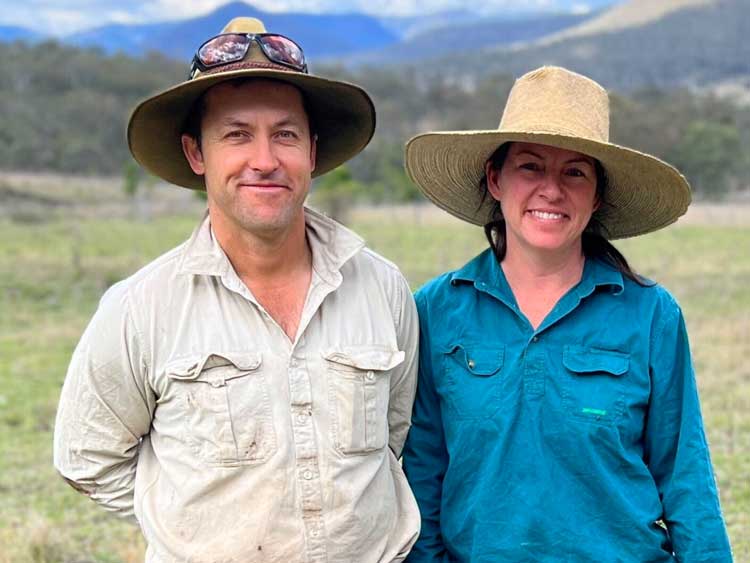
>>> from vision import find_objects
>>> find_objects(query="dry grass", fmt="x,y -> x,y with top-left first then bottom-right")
0,193 -> 747,560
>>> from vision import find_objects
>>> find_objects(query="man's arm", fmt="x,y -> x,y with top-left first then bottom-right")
388,275 -> 419,458
53,282 -> 155,521
645,298 -> 732,562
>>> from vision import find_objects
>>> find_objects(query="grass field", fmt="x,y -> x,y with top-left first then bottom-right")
0,199 -> 748,561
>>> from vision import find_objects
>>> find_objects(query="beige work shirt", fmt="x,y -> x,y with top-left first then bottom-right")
53,208 -> 420,562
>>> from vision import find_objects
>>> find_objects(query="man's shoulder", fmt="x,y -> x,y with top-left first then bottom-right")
358,246 -> 403,277
345,245 -> 411,295
99,240 -> 189,307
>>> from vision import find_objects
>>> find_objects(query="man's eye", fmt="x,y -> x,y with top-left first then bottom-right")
277,130 -> 299,139
226,130 -> 247,139
520,162 -> 541,171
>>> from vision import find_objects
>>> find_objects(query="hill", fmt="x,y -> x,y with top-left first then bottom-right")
345,12 -> 594,65
0,24 -> 40,42
66,1 -> 399,61
432,0 -> 750,92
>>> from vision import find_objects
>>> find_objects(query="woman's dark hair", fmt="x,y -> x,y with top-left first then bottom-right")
480,143 -> 650,286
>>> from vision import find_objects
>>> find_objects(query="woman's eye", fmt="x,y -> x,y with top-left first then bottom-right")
520,162 -> 541,171
566,167 -> 587,178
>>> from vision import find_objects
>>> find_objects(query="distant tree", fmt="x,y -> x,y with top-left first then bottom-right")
122,159 -> 156,220
310,165 -> 365,224
668,120 -> 744,199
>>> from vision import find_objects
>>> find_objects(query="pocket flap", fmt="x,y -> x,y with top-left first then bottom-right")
166,351 -> 262,381
563,346 -> 629,376
323,346 -> 405,372
445,343 -> 504,376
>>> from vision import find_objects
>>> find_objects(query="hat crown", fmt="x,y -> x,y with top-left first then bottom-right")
499,66 -> 610,142
221,17 -> 267,33
191,17 -> 276,80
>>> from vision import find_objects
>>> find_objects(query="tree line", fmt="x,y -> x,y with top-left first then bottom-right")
1,40 -> 748,202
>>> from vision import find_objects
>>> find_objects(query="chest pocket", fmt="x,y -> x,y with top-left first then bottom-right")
165,351 -> 276,466
442,343 -> 505,419
561,345 -> 629,426
324,346 -> 404,456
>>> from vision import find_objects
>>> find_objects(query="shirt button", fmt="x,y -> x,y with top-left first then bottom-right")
303,470 -> 314,480
365,371 -> 375,381
290,358 -> 298,367
532,336 -> 539,343
468,359 -> 476,369
297,413 -> 308,424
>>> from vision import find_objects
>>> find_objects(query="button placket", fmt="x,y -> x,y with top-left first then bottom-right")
287,348 -> 327,560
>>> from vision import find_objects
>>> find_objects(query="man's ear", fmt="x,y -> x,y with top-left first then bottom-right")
309,134 -> 317,173
181,134 -> 205,175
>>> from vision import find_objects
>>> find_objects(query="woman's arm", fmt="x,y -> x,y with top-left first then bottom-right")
645,298 -> 733,562
402,291 -> 451,563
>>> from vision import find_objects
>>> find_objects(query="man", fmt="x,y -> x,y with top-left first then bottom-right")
54,17 -> 420,562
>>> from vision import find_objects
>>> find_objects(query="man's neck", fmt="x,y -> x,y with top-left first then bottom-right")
210,210 -> 312,285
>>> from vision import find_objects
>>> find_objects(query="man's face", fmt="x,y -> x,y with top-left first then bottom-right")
182,79 -> 316,239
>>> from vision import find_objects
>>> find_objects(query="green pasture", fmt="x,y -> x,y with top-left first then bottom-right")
0,207 -> 748,561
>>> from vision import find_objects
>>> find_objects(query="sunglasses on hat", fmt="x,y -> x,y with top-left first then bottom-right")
189,32 -> 308,79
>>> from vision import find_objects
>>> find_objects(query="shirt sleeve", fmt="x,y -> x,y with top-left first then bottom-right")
402,291 -> 450,562
388,275 -> 420,458
645,300 -> 733,562
53,282 -> 155,521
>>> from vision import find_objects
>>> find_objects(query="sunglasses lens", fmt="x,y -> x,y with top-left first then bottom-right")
198,34 -> 250,66
259,35 -> 306,70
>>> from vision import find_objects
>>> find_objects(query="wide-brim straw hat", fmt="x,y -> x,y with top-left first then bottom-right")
128,17 -> 375,190
405,66 -> 691,239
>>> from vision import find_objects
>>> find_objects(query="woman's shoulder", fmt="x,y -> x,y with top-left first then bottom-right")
606,261 -> 683,320
415,249 -> 495,306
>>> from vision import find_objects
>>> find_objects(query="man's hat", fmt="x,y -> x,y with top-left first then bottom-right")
405,66 -> 691,239
127,17 -> 376,190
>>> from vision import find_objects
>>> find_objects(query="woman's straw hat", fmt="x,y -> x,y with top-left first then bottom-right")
405,66 -> 691,239
128,17 -> 375,190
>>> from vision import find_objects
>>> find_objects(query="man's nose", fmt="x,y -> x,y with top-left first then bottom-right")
248,137 -> 279,174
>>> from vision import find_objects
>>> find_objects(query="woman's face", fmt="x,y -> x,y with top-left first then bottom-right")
487,142 -> 600,259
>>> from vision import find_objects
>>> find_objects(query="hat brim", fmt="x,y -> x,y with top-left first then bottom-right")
405,131 -> 691,239
128,68 -> 375,189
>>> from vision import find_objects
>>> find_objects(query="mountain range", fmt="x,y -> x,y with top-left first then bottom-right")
433,0 -> 750,92
0,0 -> 748,94
0,1 -> 608,62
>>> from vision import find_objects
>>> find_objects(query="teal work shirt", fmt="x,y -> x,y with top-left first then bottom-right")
403,249 -> 732,562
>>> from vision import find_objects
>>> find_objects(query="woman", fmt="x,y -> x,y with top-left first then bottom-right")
402,66 -> 732,562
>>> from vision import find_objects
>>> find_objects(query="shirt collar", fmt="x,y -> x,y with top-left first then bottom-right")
177,207 -> 365,284
450,248 -> 624,297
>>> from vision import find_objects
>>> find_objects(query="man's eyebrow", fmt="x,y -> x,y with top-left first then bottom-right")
220,118 -> 251,128
218,117 -> 305,129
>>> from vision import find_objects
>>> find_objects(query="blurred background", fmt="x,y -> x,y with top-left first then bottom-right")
0,0 -> 748,560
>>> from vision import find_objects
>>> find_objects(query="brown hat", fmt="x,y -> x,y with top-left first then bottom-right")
405,66 -> 691,239
128,17 -> 375,190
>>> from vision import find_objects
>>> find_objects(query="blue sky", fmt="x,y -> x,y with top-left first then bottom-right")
1,0 -> 618,36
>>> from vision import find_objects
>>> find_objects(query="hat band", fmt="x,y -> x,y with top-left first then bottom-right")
200,60 -> 295,76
